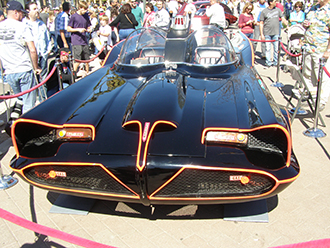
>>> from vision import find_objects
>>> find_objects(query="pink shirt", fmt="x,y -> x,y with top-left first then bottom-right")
238,14 -> 254,34
143,11 -> 155,27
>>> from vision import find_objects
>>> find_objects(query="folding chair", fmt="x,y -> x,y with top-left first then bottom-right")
285,60 -> 326,127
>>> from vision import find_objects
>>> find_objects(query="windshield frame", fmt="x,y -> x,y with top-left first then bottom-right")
116,26 -> 239,76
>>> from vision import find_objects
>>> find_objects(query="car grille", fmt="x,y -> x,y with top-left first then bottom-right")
23,165 -> 136,196
247,130 -> 287,155
152,169 -> 275,198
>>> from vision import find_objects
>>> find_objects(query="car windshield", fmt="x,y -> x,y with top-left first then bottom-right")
118,26 -> 237,67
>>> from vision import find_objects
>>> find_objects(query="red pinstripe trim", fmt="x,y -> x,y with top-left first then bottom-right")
12,119 -> 95,159
12,162 -> 139,199
149,165 -> 299,201
201,124 -> 292,167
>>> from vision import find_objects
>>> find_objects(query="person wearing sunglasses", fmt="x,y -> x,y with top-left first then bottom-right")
289,1 -> 305,26
238,3 -> 256,39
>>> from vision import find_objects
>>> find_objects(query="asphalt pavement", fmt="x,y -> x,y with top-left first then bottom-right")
0,30 -> 329,248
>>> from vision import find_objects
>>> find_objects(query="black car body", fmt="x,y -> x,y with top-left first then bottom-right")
10,19 -> 299,206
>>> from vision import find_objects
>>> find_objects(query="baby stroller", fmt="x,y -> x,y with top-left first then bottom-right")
282,24 -> 305,73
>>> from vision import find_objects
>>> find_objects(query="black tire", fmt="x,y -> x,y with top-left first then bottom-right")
225,20 -> 230,29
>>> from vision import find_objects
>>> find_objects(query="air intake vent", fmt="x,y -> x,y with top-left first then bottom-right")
24,165 -> 136,196
152,169 -> 275,198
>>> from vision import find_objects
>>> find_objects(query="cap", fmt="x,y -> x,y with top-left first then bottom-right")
7,1 -> 27,13
59,47 -> 70,56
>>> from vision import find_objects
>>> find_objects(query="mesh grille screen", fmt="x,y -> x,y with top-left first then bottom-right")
248,130 -> 287,155
24,165 -> 135,196
153,169 -> 275,198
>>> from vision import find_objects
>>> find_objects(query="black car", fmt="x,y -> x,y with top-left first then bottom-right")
10,18 -> 299,206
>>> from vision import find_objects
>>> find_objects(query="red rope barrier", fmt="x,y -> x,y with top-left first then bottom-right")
0,207 -> 116,248
280,42 -> 301,57
75,45 -> 109,63
0,65 -> 57,100
323,66 -> 330,78
249,38 -> 276,42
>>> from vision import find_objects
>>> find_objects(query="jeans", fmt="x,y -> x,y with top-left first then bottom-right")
265,34 -> 279,66
244,33 -> 253,39
253,26 -> 266,57
303,53 -> 330,105
119,29 -> 135,41
38,55 -> 48,100
6,70 -> 37,114
57,36 -> 71,51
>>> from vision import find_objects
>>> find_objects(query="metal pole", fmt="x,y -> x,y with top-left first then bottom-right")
271,37 -> 284,87
55,58 -> 63,91
0,59 -> 10,122
25,46 -> 45,102
69,54 -> 75,85
303,57 -> 326,138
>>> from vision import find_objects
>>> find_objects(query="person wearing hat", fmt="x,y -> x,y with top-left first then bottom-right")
0,10 -> 5,21
0,1 -> 41,115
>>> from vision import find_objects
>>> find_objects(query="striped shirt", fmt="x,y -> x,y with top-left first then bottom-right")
55,12 -> 71,38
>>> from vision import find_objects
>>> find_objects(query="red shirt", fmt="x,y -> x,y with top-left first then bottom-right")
238,14 -> 254,34
276,3 -> 284,21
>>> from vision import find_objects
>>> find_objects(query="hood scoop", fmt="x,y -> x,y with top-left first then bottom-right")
123,74 -> 186,127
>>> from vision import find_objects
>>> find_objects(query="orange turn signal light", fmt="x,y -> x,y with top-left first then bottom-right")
56,128 -> 93,141
240,176 -> 250,185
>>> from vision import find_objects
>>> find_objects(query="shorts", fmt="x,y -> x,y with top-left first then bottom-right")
72,45 -> 90,61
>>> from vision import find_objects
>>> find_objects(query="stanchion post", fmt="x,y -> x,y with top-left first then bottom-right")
0,59 -> 10,122
301,47 -> 306,74
271,37 -> 284,87
303,57 -> 326,138
103,41 -> 108,55
25,45 -> 46,102
69,54 -> 75,84
55,58 -> 63,91
0,161 -> 18,190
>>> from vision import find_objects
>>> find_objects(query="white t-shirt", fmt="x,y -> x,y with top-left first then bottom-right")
0,18 -> 34,74
205,3 -> 226,29
168,0 -> 179,16
99,25 -> 112,46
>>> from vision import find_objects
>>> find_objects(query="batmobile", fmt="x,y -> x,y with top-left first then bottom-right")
10,16 -> 300,206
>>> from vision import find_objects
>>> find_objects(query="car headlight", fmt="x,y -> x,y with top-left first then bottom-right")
56,127 -> 93,141
205,131 -> 248,146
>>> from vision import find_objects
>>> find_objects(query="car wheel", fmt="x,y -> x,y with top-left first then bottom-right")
225,20 -> 230,29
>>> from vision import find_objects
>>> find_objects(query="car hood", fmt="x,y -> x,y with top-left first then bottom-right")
24,67 -> 280,157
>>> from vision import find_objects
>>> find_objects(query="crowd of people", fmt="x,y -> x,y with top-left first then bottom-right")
0,0 -> 329,122
235,0 -> 329,111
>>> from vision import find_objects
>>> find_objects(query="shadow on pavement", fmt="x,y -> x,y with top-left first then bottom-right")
46,191 -> 278,221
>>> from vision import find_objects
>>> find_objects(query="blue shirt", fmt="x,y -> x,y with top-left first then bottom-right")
23,18 -> 51,57
55,12 -> 71,38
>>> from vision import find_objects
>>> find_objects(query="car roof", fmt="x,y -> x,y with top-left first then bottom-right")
193,1 -> 233,15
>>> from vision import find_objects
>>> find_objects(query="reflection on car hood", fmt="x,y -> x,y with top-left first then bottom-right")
23,66 -> 280,157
